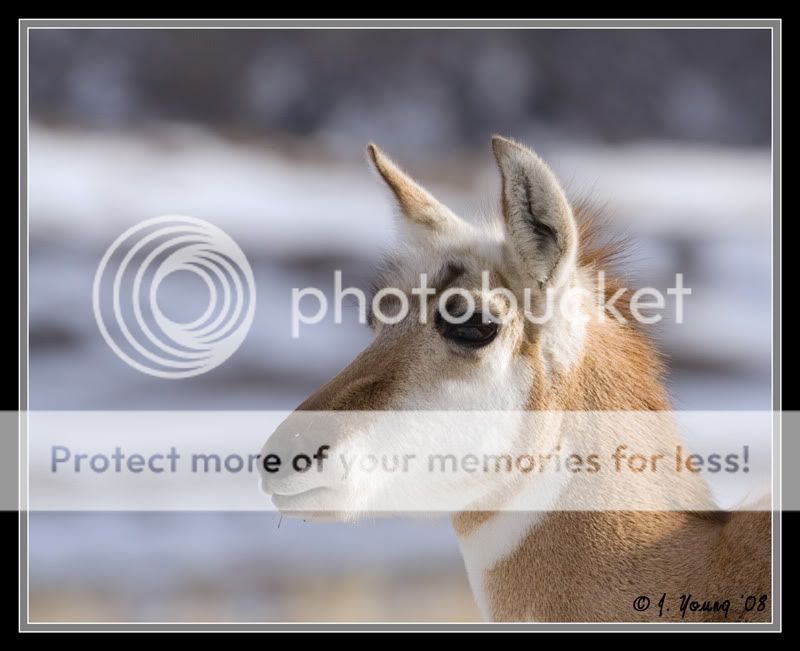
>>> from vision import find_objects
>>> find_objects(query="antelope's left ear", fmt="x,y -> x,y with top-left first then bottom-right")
492,136 -> 578,288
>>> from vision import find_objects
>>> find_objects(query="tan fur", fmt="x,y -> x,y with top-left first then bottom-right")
485,509 -> 771,622
475,314 -> 770,621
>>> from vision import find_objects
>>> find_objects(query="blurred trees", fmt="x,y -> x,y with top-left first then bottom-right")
29,29 -> 771,149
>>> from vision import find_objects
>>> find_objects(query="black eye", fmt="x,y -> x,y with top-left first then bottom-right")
435,312 -> 499,348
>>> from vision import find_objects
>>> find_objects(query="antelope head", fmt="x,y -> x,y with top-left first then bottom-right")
260,137 -> 597,520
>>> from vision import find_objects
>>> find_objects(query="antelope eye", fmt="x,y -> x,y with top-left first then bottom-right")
435,312 -> 499,348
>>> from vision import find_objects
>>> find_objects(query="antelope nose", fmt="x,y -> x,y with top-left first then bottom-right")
259,414 -> 333,496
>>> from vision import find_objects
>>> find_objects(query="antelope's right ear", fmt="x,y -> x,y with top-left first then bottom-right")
492,136 -> 578,288
367,143 -> 462,232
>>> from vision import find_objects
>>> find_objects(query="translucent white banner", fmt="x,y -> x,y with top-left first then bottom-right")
23,410 -> 773,513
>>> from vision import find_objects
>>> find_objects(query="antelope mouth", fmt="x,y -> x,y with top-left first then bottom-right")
270,486 -> 348,522
270,486 -> 329,504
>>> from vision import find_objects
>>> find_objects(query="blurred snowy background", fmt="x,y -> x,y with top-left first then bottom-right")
27,29 -> 772,622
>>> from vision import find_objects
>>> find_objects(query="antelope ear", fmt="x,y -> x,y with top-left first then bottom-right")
492,136 -> 578,288
367,143 -> 461,232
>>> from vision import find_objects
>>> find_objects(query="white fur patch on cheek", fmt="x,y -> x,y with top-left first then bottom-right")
401,330 -> 534,412
537,278 -> 590,378
538,320 -> 585,378
336,337 -> 535,515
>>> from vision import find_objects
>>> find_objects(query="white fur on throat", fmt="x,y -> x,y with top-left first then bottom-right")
456,467 -> 571,621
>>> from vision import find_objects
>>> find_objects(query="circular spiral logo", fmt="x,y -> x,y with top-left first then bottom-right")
92,215 -> 256,379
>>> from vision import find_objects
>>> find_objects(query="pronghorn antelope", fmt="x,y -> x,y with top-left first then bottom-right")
261,137 -> 771,622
